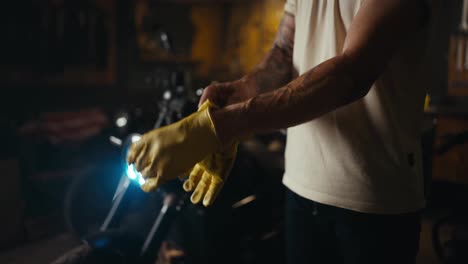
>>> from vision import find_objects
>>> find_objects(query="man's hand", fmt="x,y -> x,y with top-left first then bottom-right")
199,79 -> 255,108
126,101 -> 221,192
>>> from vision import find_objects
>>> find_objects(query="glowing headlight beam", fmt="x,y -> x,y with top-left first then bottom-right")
131,135 -> 141,143
126,164 -> 146,186
127,164 -> 137,180
138,175 -> 146,185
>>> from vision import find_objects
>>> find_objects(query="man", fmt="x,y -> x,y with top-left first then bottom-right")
128,0 -> 431,263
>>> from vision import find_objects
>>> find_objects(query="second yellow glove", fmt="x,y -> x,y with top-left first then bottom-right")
183,136 -> 239,207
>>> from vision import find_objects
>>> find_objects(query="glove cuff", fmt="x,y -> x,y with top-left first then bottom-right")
199,100 -> 222,145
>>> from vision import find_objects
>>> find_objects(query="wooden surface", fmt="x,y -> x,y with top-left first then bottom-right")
448,35 -> 468,96
432,116 -> 468,184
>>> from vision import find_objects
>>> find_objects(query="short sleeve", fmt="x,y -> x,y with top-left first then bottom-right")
284,0 -> 296,16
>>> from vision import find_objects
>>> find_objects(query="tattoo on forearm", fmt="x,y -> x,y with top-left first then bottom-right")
241,56 -> 360,134
274,13 -> 295,57
246,13 -> 296,94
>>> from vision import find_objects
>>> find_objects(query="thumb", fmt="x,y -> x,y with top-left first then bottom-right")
141,177 -> 163,192
199,81 -> 230,108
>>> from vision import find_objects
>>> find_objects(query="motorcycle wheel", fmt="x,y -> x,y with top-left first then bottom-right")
64,165 -> 121,239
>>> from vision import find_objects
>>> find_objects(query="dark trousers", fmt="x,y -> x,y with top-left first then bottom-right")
285,189 -> 421,264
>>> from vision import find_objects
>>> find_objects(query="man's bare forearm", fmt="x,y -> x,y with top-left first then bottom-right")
212,55 -> 369,144
242,12 -> 295,95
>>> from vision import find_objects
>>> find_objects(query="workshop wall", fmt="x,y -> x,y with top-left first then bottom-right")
190,0 -> 284,79
138,0 -> 285,81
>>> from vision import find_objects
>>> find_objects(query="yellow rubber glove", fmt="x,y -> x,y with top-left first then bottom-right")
126,100 -> 220,192
183,140 -> 238,207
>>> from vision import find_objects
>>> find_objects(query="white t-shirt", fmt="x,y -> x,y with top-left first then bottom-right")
282,0 -> 430,214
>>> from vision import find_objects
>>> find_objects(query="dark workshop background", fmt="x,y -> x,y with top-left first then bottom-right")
0,0 -> 467,264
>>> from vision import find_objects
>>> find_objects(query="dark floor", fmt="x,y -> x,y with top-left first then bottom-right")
0,234 -> 80,264
418,217 -> 441,264
0,216 -> 442,264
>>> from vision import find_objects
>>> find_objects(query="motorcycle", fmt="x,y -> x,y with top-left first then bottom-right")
62,75 -> 199,263
60,86 -> 287,264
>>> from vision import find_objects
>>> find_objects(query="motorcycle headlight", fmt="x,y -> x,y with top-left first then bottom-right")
124,134 -> 145,186
130,134 -> 141,143
126,163 -> 146,186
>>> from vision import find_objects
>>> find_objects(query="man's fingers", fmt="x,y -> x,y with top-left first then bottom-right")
183,165 -> 204,192
203,176 -> 223,207
199,87 -> 215,108
198,82 -> 231,108
133,143 -> 149,172
126,141 -> 143,164
139,165 -> 154,180
190,172 -> 211,204
141,178 -> 161,192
